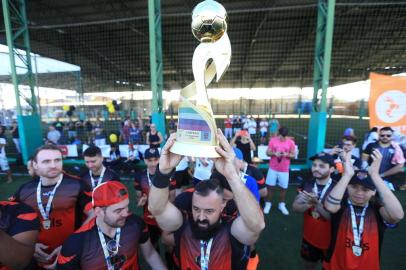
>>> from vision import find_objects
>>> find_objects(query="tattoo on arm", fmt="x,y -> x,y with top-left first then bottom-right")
327,195 -> 341,205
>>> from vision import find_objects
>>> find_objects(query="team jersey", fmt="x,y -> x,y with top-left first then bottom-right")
0,201 -> 39,270
173,216 -> 250,270
56,215 -> 149,270
298,178 -> 336,249
323,199 -> 386,270
134,169 -> 176,226
11,175 -> 91,254
80,167 -> 121,191
245,164 -> 266,190
174,188 -> 238,223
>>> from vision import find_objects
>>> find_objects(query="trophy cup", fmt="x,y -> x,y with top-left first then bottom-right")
170,0 -> 232,158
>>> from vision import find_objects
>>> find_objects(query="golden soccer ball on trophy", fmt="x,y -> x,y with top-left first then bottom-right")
191,0 -> 228,43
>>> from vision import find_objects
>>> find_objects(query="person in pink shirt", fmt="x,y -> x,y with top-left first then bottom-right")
264,127 -> 296,215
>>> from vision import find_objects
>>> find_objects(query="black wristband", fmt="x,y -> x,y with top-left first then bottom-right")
152,166 -> 174,188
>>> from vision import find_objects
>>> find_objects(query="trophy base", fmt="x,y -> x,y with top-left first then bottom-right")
170,140 -> 220,158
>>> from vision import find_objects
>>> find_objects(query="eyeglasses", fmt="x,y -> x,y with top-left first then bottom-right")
380,134 -> 392,138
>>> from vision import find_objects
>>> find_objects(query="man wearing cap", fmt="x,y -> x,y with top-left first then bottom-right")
81,146 -> 121,191
264,126 -> 296,215
323,150 -> 404,270
0,201 -> 39,270
292,152 -> 336,270
149,131 -> 265,269
11,144 -> 92,269
56,181 -> 166,270
134,147 -> 176,249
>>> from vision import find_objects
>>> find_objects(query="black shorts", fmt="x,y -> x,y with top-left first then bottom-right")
300,239 -> 326,262
174,169 -> 191,188
147,224 -> 162,246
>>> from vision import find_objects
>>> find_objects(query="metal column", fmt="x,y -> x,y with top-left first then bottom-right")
307,0 -> 336,163
2,0 -> 43,163
148,0 -> 166,140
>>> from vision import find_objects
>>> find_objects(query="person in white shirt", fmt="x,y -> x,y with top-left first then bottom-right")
192,157 -> 214,185
248,117 -> 257,136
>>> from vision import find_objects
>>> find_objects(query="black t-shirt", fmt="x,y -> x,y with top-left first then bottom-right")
363,142 -> 396,175
80,167 -> 121,191
235,140 -> 252,164
245,165 -> 266,190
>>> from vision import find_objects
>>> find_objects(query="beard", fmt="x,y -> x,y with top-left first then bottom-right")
190,218 -> 221,241
104,216 -> 127,228
312,170 -> 330,180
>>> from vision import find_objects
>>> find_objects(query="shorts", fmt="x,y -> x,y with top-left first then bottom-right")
174,169 -> 191,188
0,156 -> 10,171
265,168 -> 289,189
300,239 -> 326,262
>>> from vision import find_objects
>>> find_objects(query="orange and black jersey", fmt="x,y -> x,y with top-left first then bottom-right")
134,169 -> 176,225
298,178 -> 336,250
57,215 -> 149,270
0,201 -> 39,270
80,168 -> 121,191
11,175 -> 91,253
245,164 -> 266,190
323,199 -> 386,270
173,217 -> 250,270
174,188 -> 238,223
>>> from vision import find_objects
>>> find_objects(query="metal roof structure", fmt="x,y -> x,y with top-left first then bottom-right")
1,0 -> 405,92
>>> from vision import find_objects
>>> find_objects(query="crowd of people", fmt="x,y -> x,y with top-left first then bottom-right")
0,113 -> 405,269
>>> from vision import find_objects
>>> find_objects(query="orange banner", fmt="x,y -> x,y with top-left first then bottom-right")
369,73 -> 406,135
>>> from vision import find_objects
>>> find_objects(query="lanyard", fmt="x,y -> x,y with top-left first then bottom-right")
200,238 -> 213,270
348,200 -> 368,248
36,174 -> 63,220
312,178 -> 332,201
97,226 -> 121,270
90,166 -> 106,189
146,169 -> 153,186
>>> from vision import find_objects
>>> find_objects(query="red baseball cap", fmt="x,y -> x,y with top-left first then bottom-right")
92,181 -> 129,207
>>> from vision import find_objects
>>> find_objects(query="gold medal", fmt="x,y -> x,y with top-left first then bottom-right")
311,210 -> 320,219
42,219 -> 51,230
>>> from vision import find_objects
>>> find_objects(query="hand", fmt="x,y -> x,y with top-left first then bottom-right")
214,129 -> 239,180
46,246 -> 61,267
34,243 -> 50,264
274,152 -> 281,157
368,149 -> 382,177
342,151 -> 355,177
296,192 -> 312,208
158,133 -> 182,174
302,190 -> 319,206
137,194 -> 148,207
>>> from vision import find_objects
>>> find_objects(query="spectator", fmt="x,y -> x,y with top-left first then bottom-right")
192,157 -> 214,185
330,135 -> 362,180
121,119 -> 132,144
93,120 -> 106,146
105,144 -> 122,173
46,125 -> 61,145
343,127 -> 355,137
230,130 -> 256,164
259,117 -> 269,145
67,121 -> 77,140
168,115 -> 177,134
248,116 -> 257,136
146,123 -> 163,149
0,125 -> 13,183
10,120 -> 21,153
123,144 -> 141,173
53,117 -> 64,133
224,115 -> 233,139
362,127 -> 378,151
269,114 -> 279,137
264,127 -> 296,215
130,117 -> 143,144
232,115 -> 242,135
362,127 -> 405,191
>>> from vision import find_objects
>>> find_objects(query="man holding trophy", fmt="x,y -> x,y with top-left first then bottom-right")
149,1 -> 265,269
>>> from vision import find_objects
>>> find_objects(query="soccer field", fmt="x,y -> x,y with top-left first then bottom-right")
1,176 -> 405,270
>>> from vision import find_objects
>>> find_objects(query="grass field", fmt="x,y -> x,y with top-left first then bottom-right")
1,175 -> 405,270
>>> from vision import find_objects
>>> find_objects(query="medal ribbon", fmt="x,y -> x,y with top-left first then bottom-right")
97,226 -> 121,270
348,200 -> 368,250
90,166 -> 106,189
36,174 -> 63,221
200,238 -> 213,270
312,178 -> 332,202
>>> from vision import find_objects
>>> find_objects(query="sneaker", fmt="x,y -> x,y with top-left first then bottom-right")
278,202 -> 289,215
263,202 -> 272,214
246,254 -> 260,270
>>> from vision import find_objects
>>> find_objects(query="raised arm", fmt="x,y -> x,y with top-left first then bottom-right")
214,130 -> 265,245
148,134 -> 183,232
140,240 -> 167,270
324,151 -> 354,213
368,150 -> 404,224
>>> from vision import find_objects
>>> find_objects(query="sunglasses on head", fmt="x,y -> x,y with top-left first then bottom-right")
380,134 -> 392,138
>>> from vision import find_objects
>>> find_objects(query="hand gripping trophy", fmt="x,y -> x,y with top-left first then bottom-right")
170,0 -> 231,158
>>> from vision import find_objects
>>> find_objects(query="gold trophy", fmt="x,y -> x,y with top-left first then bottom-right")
170,0 -> 232,158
